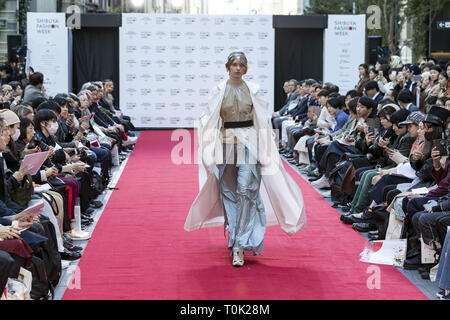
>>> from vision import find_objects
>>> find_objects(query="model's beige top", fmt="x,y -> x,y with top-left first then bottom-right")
220,80 -> 253,122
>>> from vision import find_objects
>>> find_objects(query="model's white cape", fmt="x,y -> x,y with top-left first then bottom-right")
184,80 -> 306,236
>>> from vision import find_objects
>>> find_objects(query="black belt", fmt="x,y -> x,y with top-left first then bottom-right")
224,120 -> 253,129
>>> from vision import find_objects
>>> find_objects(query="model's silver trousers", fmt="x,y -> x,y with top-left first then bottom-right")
217,143 -> 266,255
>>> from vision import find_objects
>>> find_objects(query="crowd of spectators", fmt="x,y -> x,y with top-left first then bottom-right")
0,65 -> 136,299
273,55 -> 450,300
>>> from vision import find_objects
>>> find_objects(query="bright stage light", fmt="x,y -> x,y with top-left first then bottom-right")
130,0 -> 145,7
171,0 -> 183,8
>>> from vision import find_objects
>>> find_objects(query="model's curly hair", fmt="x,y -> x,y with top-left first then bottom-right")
225,51 -> 248,74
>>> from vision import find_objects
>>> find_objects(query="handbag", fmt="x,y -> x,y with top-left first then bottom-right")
47,176 -> 66,194
10,174 -> 34,208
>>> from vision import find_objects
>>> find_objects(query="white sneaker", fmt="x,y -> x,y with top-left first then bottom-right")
61,260 -> 71,269
65,230 -> 91,241
311,176 -> 330,189
320,190 -> 332,198
232,251 -> 244,267
122,136 -> 137,146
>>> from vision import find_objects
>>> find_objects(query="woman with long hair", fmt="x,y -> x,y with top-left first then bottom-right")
185,52 -> 306,267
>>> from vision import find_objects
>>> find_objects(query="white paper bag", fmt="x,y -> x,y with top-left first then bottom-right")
360,239 -> 407,267
420,237 -> 439,264
385,210 -> 403,240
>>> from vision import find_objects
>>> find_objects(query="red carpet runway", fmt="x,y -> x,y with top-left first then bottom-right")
63,131 -> 427,300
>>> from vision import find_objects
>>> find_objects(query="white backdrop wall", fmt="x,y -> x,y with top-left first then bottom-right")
323,14 -> 366,95
26,12 -> 70,97
119,14 -> 275,128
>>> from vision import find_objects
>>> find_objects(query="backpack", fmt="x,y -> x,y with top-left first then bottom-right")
38,216 -> 62,286
328,160 -> 352,204
25,254 -> 52,300
91,171 -> 104,199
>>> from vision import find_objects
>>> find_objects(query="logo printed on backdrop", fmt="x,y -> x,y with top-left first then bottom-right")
214,32 -> 225,40
155,103 -> 166,110
258,60 -> 269,68
185,46 -> 195,54
258,17 -> 270,25
213,60 -> 223,67
140,60 -> 151,68
184,74 -> 195,82
156,16 -> 167,25
170,89 -> 181,96
229,17 -> 240,25
244,17 -> 256,26
170,16 -> 182,24
228,32 -> 240,40
200,17 -> 210,25
155,74 -> 166,81
199,74 -> 210,81
155,46 -> 166,53
171,102 -> 181,110
169,117 -> 181,125
140,74 -> 152,82
170,32 -> 181,40
140,117 -> 152,125
126,88 -> 137,96
214,46 -> 225,54
199,61 -> 210,68
199,32 -> 210,40
199,46 -> 211,54
243,46 -> 254,53
229,46 -> 239,52
185,17 -> 196,24
184,60 -> 196,68
141,102 -> 152,110
184,31 -> 196,39
140,31 -> 151,39
126,45 -> 137,53
170,74 -> 181,81
170,45 -> 181,54
126,74 -> 137,81
126,102 -> 136,110
258,32 -> 269,40
184,103 -> 195,111
214,17 -> 225,25
184,88 -> 195,96
126,31 -> 137,38
170,60 -> 181,68
125,16 -> 137,25
199,89 -> 210,96
140,16 -> 152,25
155,60 -> 166,67
214,74 -> 225,82
140,88 -> 152,95
126,59 -> 137,67
244,32 -> 255,40
156,31 -> 166,39
141,45 -> 151,53
157,89 -> 167,98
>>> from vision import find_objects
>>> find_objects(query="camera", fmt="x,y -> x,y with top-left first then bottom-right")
28,134 -> 50,152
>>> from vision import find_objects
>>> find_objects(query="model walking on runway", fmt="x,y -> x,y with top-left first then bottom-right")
185,51 -> 306,267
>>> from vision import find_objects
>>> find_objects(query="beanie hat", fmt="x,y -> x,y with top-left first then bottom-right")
390,109 -> 411,126
0,109 -> 20,126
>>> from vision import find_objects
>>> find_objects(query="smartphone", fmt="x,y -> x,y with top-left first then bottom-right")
413,74 -> 422,83
433,139 -> 448,156
368,127 -> 375,135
